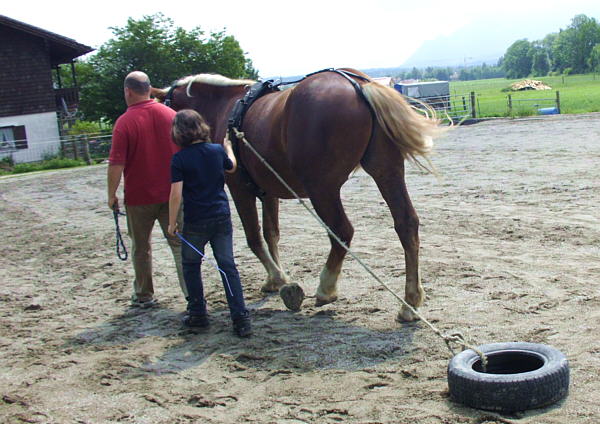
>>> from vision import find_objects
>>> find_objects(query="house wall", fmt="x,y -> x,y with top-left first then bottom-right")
0,112 -> 60,162
0,25 -> 55,118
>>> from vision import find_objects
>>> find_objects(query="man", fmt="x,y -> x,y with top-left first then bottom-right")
107,71 -> 187,307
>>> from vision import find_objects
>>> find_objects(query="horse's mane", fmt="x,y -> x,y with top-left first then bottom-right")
171,74 -> 256,97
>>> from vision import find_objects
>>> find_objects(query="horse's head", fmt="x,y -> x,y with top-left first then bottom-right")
153,74 -> 256,139
150,87 -> 167,103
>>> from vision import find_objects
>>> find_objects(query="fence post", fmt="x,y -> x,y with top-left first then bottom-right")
555,91 -> 561,114
73,136 -> 79,160
508,94 -> 513,116
470,91 -> 477,119
82,135 -> 92,165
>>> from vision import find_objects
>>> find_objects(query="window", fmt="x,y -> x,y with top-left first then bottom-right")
0,126 -> 28,152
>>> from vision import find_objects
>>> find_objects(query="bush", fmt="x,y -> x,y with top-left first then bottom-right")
11,158 -> 86,174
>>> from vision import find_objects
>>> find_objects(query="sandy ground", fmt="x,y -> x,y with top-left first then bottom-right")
1,113 -> 599,424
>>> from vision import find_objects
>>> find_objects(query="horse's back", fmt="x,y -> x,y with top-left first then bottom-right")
284,73 -> 372,185
241,72 -> 374,197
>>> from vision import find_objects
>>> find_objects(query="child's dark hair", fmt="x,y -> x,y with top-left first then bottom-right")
171,109 -> 211,147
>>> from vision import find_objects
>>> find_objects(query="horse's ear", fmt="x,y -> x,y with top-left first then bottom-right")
150,87 -> 166,103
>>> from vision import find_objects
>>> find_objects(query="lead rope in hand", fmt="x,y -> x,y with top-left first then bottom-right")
113,209 -> 128,261
231,127 -> 488,369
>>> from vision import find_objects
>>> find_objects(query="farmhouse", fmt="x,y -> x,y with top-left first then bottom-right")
0,15 -> 93,162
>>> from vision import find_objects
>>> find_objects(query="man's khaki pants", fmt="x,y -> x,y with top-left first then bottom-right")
126,202 -> 187,302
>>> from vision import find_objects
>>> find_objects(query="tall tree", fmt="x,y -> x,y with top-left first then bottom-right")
79,14 -> 257,123
531,47 -> 550,76
589,44 -> 600,72
551,14 -> 600,73
502,39 -> 534,79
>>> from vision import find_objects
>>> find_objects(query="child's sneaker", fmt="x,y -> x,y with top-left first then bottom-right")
233,315 -> 252,338
182,314 -> 210,328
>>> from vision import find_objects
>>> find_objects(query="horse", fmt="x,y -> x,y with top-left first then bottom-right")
151,68 -> 443,321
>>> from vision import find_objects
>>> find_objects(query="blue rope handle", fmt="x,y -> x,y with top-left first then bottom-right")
175,232 -> 233,297
113,209 -> 128,261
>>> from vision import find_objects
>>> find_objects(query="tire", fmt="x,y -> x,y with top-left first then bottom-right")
448,342 -> 569,413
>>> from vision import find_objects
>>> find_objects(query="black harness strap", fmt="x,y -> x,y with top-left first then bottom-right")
163,84 -> 177,108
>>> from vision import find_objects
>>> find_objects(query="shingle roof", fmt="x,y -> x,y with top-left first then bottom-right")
0,14 -> 94,65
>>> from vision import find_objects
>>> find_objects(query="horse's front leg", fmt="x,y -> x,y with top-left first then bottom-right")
228,182 -> 287,292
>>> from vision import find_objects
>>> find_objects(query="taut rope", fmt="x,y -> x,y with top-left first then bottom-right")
231,127 -> 487,367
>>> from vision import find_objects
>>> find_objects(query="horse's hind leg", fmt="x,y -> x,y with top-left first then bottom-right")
361,138 -> 424,322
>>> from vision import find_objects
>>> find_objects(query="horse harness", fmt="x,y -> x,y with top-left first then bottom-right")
164,68 -> 374,200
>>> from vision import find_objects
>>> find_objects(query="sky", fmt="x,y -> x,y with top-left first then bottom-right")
3,0 -> 600,78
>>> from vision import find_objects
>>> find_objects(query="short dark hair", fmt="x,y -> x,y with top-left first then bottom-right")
124,75 -> 151,95
171,109 -> 211,147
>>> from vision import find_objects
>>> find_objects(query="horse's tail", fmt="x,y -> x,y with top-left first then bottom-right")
361,82 -> 445,172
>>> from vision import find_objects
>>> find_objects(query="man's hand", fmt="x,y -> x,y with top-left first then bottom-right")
108,195 -> 119,211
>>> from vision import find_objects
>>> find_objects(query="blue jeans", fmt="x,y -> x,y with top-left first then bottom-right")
181,215 -> 248,321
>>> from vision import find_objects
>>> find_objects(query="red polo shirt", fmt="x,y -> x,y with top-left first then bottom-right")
109,100 -> 178,205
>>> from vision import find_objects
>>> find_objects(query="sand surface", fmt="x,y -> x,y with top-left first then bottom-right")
1,113 -> 599,423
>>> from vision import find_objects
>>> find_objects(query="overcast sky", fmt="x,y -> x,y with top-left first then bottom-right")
4,0 -> 600,78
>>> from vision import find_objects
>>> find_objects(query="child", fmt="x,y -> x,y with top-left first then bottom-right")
167,109 -> 251,337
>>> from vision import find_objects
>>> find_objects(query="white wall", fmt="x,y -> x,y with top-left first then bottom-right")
0,111 -> 61,163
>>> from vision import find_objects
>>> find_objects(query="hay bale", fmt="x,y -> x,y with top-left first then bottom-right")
510,80 -> 552,91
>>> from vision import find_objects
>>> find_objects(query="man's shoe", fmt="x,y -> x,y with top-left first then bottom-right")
182,314 -> 210,329
233,315 -> 252,338
130,296 -> 158,308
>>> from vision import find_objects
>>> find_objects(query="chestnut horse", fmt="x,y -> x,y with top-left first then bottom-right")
152,69 -> 442,321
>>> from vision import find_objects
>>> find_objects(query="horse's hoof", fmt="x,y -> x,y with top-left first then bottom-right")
279,283 -> 304,311
315,295 -> 337,307
261,280 -> 285,293
396,305 -> 421,322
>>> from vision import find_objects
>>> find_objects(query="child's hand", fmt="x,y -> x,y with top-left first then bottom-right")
168,223 -> 178,237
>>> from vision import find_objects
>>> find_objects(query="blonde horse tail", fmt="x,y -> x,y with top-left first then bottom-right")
361,82 -> 445,173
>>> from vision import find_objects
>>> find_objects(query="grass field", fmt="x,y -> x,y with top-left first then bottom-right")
450,73 -> 600,117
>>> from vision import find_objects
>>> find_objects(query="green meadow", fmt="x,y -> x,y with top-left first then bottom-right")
450,73 -> 600,117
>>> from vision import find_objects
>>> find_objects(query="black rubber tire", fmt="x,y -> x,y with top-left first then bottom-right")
448,342 -> 569,413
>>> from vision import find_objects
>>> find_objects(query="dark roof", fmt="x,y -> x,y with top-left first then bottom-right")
0,14 -> 94,66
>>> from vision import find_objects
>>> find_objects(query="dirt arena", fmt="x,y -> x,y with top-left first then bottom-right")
1,113 -> 599,423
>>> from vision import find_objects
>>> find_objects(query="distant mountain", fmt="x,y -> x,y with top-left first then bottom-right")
401,10 -> 599,68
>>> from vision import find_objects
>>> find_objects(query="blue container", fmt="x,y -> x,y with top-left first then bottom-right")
538,107 -> 559,115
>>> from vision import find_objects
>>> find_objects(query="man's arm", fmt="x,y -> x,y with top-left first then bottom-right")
223,136 -> 237,174
107,164 -> 125,210
168,181 -> 183,236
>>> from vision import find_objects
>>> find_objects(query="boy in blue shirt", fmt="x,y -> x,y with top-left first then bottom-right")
168,109 -> 251,337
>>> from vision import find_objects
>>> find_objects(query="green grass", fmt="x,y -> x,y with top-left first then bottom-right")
0,157 -> 87,176
450,73 -> 600,117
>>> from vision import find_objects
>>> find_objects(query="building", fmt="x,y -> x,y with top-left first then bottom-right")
0,15 -> 93,162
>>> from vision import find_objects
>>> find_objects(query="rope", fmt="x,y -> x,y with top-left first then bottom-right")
231,127 -> 488,368
175,232 -> 234,297
113,209 -> 128,261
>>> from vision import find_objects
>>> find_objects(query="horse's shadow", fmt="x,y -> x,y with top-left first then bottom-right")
67,296 -> 418,375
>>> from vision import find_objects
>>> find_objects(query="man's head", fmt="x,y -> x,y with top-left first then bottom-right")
124,71 -> 151,106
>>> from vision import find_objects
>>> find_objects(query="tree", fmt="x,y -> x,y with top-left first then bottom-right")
502,39 -> 534,79
531,48 -> 550,76
79,14 -> 257,123
589,44 -> 600,72
551,14 -> 600,73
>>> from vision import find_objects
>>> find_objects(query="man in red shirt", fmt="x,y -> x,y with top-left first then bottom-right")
107,71 -> 187,307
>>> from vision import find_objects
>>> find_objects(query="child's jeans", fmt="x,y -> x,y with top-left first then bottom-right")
181,215 -> 248,321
